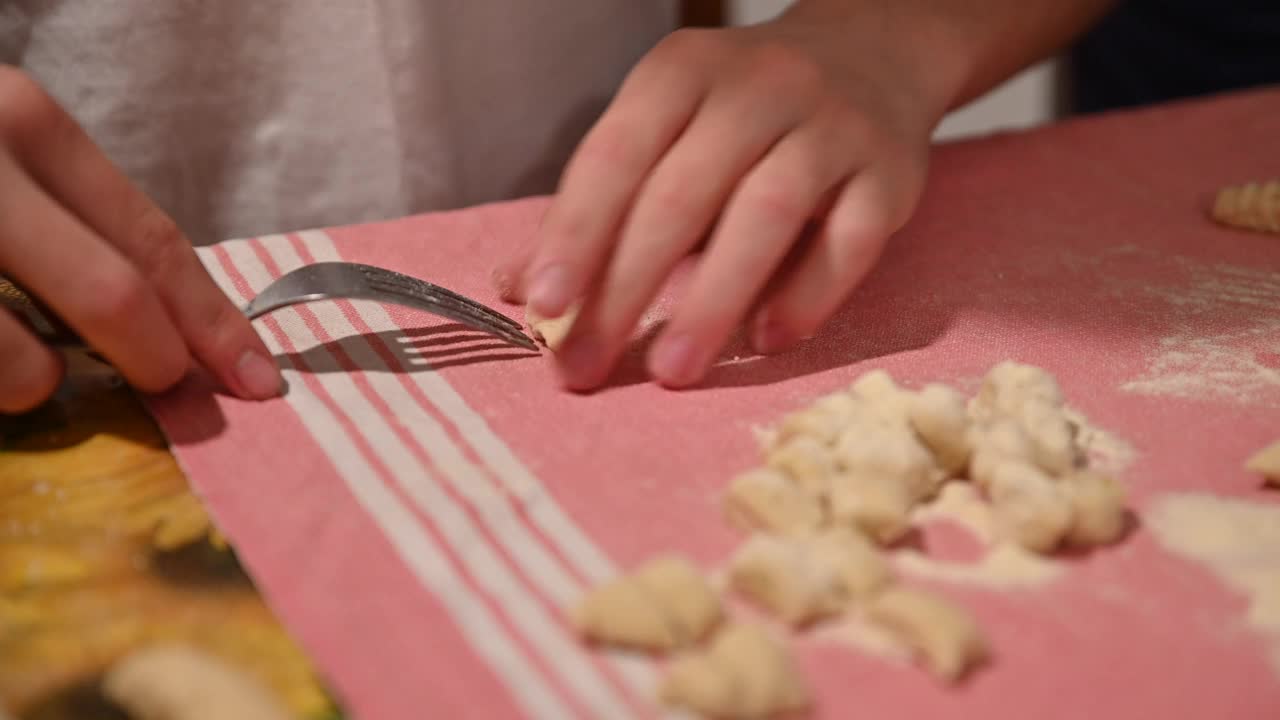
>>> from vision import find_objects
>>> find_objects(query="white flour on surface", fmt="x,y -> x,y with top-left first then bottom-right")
1121,261 -> 1280,408
1146,493 -> 1280,676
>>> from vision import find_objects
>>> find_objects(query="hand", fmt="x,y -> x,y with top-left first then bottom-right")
495,7 -> 944,390
0,67 -> 281,413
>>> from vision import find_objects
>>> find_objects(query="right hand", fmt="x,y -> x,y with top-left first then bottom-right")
0,67 -> 282,413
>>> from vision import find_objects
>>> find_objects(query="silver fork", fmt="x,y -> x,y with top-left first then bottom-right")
1,262 -> 537,351
241,262 -> 536,350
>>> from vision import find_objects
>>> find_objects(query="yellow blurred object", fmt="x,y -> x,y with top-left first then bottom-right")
0,374 -> 337,719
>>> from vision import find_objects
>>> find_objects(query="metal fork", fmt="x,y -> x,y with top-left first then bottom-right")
0,262 -> 537,351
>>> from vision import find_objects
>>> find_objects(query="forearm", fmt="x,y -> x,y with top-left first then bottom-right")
783,0 -> 1119,123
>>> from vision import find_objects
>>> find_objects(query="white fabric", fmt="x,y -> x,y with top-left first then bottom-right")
0,1 -> 679,244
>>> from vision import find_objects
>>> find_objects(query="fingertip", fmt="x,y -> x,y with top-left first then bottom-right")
525,263 -> 577,318
647,331 -> 706,388
229,347 -> 283,400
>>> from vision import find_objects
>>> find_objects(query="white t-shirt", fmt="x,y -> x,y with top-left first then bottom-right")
0,2 -> 679,244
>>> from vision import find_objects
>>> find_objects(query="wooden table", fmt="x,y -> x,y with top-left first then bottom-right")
0,352 -> 339,719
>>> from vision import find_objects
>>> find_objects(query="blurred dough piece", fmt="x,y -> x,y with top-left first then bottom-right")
1212,180 -> 1280,234
572,554 -> 721,652
660,623 -> 810,719
865,588 -> 987,682
525,303 -> 580,351
103,644 -> 291,720
1246,439 -> 1280,487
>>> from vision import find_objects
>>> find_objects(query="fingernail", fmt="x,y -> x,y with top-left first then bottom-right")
528,264 -> 572,315
490,267 -> 516,300
650,333 -> 701,387
557,334 -> 600,389
751,312 -> 790,355
234,349 -> 283,400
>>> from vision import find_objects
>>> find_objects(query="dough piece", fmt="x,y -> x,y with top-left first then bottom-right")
909,383 -> 972,476
828,472 -> 915,544
834,419 -> 945,502
766,434 -> 838,497
724,468 -> 825,535
729,529 -> 890,625
1212,179 -> 1280,234
970,361 -> 1065,422
103,644 -> 292,720
1245,439 -> 1280,486
849,369 -> 912,425
1062,470 -> 1128,547
866,588 -> 987,682
660,623 -> 810,719
966,418 -> 1036,490
525,303 -> 580,351
987,461 -> 1074,553
970,362 -> 1078,476
776,390 -> 860,446
572,555 -> 721,651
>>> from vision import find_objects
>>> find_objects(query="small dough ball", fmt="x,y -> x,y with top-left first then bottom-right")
909,383 -> 972,476
866,588 -> 988,682
966,419 -> 1036,490
724,468 -> 825,535
828,472 -> 915,544
632,555 -> 724,646
987,461 -> 1074,553
573,555 -> 721,651
807,525 -> 893,600
103,644 -> 292,720
728,529 -> 890,626
1062,470 -> 1128,547
970,361 -> 1065,423
660,623 -> 810,719
968,361 -> 1079,477
777,390 -> 860,446
730,534 -> 839,625
766,434 -> 838,497
834,420 -> 945,502
525,303 -> 580,351
849,369 -> 913,425
1017,397 -> 1080,476
1212,180 -> 1280,234
1245,439 -> 1280,487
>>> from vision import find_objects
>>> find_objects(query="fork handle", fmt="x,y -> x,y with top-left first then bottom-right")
0,277 -> 86,347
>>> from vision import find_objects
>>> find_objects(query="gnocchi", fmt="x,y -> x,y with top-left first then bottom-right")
660,623 -> 810,719
572,555 -> 721,652
865,588 -> 988,682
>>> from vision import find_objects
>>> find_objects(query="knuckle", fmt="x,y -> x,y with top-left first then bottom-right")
744,43 -> 823,95
742,180 -> 812,227
86,267 -> 153,328
573,122 -> 645,176
646,177 -> 701,220
0,331 -> 60,414
652,28 -> 718,64
131,208 -> 191,281
0,66 -> 65,144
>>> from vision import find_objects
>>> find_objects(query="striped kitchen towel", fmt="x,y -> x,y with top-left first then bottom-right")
148,88 -> 1280,720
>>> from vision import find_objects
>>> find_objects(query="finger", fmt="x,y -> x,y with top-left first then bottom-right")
0,68 -> 282,399
647,114 -> 855,387
522,31 -> 714,318
750,167 -> 915,354
557,50 -> 819,389
0,153 -> 190,393
492,244 -> 534,304
0,310 -> 63,414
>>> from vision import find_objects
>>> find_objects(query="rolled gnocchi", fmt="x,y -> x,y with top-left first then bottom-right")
572,555 -> 721,652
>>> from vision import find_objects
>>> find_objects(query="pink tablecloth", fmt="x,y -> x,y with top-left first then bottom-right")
149,87 -> 1280,720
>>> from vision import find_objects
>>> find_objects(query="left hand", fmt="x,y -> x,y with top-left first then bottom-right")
494,10 -> 942,390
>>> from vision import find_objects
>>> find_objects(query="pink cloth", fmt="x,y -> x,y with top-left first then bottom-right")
149,87 -> 1280,720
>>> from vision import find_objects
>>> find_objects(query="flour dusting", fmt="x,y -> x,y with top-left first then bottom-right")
1146,493 -> 1280,677
1122,261 -> 1280,407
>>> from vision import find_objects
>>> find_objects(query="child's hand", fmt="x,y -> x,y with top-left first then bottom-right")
496,9 -> 944,390
0,68 -> 281,413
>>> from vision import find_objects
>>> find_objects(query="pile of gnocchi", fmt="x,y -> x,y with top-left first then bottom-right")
571,361 -> 1130,719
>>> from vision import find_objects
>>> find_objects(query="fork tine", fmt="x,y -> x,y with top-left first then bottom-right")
356,268 -> 538,351
357,265 -> 525,332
